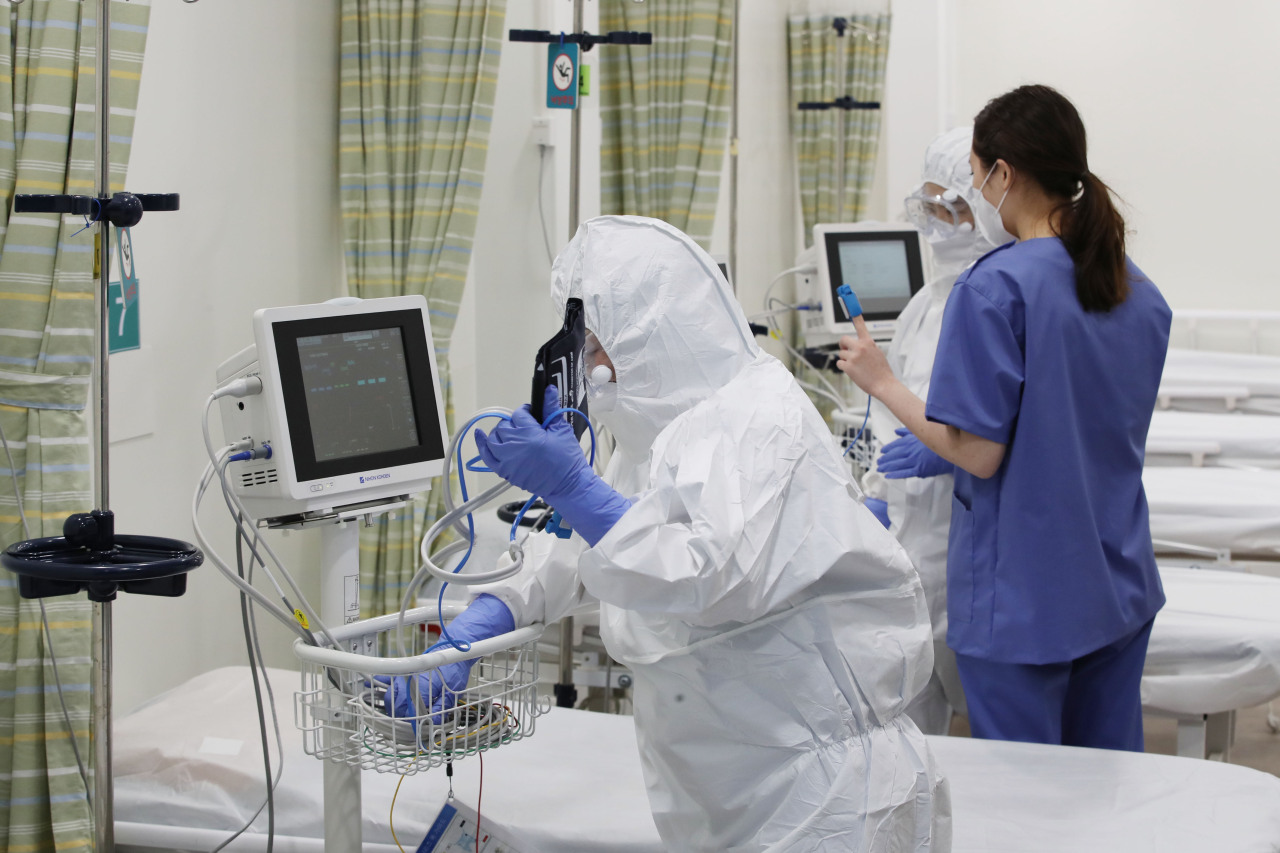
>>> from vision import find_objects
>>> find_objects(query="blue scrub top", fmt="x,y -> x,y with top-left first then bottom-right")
927,237 -> 1171,664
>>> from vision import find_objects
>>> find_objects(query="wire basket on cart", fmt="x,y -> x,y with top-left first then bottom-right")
293,605 -> 548,775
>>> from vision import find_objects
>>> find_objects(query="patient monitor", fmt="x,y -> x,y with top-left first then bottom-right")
216,296 -> 449,526
795,223 -> 928,345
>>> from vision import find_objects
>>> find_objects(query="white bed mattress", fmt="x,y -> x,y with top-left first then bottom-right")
1159,348 -> 1280,414
114,666 -> 1280,853
1148,566 -> 1280,715
1147,410 -> 1280,467
1145,466 -> 1280,555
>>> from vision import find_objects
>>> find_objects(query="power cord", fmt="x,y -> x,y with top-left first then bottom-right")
208,524 -> 282,852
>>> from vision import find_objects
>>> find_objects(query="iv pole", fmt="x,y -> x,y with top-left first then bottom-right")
90,3 -> 114,847
509,2 -> 651,711
0,3 -> 196,852
558,0 -> 585,711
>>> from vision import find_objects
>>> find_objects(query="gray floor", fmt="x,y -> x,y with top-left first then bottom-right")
949,704 -> 1280,776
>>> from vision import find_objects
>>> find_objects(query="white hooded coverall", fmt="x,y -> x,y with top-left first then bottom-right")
869,127 -> 1010,734
477,216 -> 950,853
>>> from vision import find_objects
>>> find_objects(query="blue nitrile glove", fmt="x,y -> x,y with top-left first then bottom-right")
474,385 -> 630,546
379,593 -> 514,723
877,427 -> 954,479
864,497 -> 891,528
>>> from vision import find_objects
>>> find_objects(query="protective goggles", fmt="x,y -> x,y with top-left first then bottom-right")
904,191 -> 971,234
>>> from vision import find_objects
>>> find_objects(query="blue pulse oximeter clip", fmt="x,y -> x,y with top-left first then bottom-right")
836,284 -> 863,321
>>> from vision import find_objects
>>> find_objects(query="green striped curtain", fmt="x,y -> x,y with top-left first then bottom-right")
339,0 -> 506,619
0,1 -> 150,850
599,0 -> 733,249
787,14 -> 890,244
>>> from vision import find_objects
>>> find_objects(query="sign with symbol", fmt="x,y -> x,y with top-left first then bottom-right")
108,226 -> 140,353
547,42 -> 578,110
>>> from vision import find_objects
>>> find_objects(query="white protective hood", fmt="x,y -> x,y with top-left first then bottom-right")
908,125 -> 1010,283
549,215 -> 760,453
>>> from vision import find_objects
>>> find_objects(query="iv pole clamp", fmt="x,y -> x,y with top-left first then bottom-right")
508,30 -> 653,50
0,1 -> 196,851
13,191 -> 180,227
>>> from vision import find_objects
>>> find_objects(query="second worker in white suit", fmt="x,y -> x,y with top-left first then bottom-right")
866,127 -> 1014,734
404,216 -> 950,852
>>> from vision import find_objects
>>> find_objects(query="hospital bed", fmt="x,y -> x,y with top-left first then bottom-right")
1150,565 -> 1280,758
1169,309 -> 1280,356
1145,467 -> 1280,557
113,666 -> 1280,853
1147,410 -> 1280,468
1157,347 -> 1280,414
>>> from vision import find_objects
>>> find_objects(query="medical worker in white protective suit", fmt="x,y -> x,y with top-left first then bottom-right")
418,216 -> 950,852
866,127 -> 1013,734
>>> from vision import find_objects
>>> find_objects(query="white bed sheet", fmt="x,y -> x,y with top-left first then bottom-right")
1145,466 -> 1280,555
1159,348 -> 1280,414
114,666 -> 1280,853
1147,410 -> 1280,467
1147,566 -> 1280,715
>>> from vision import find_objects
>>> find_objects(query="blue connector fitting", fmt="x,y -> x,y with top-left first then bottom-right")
228,443 -> 273,463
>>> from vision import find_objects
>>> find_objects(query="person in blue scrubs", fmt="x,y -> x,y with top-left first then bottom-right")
836,84 -> 1171,751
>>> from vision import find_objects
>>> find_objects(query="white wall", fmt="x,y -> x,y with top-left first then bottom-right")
110,0 -> 341,712
952,0 -> 1280,310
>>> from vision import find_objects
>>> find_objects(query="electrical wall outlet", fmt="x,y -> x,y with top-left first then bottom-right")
531,116 -> 553,148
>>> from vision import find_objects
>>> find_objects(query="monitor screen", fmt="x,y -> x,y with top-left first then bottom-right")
272,309 -> 446,483
823,230 -> 924,323
297,328 -> 419,462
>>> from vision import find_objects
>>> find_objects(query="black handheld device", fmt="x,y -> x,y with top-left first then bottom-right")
531,297 -> 588,438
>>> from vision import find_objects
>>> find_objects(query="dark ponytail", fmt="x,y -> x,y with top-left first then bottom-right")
973,85 -> 1129,312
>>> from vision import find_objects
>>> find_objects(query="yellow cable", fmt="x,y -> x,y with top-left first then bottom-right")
390,772 -> 408,853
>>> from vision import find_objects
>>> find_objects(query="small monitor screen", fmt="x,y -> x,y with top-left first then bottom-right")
273,309 -> 445,482
297,328 -> 420,462
824,230 -> 924,323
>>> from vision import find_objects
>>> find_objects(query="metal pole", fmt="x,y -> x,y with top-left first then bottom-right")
92,2 -> 114,849
95,0 -> 111,510
567,0 -> 584,240
833,26 -> 847,222
91,603 -> 112,853
321,522 -> 362,853
727,0 -> 739,293
558,0 -> 586,706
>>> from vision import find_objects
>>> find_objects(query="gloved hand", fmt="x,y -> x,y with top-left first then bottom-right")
877,427 -> 954,480
864,497 -> 891,529
475,385 -> 630,546
378,593 -> 515,723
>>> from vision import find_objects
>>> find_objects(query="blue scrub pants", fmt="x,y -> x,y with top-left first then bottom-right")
955,618 -> 1155,751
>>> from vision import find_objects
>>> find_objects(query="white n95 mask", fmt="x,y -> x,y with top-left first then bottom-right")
588,381 -> 618,414
927,229 -> 982,273
973,167 -> 1015,246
